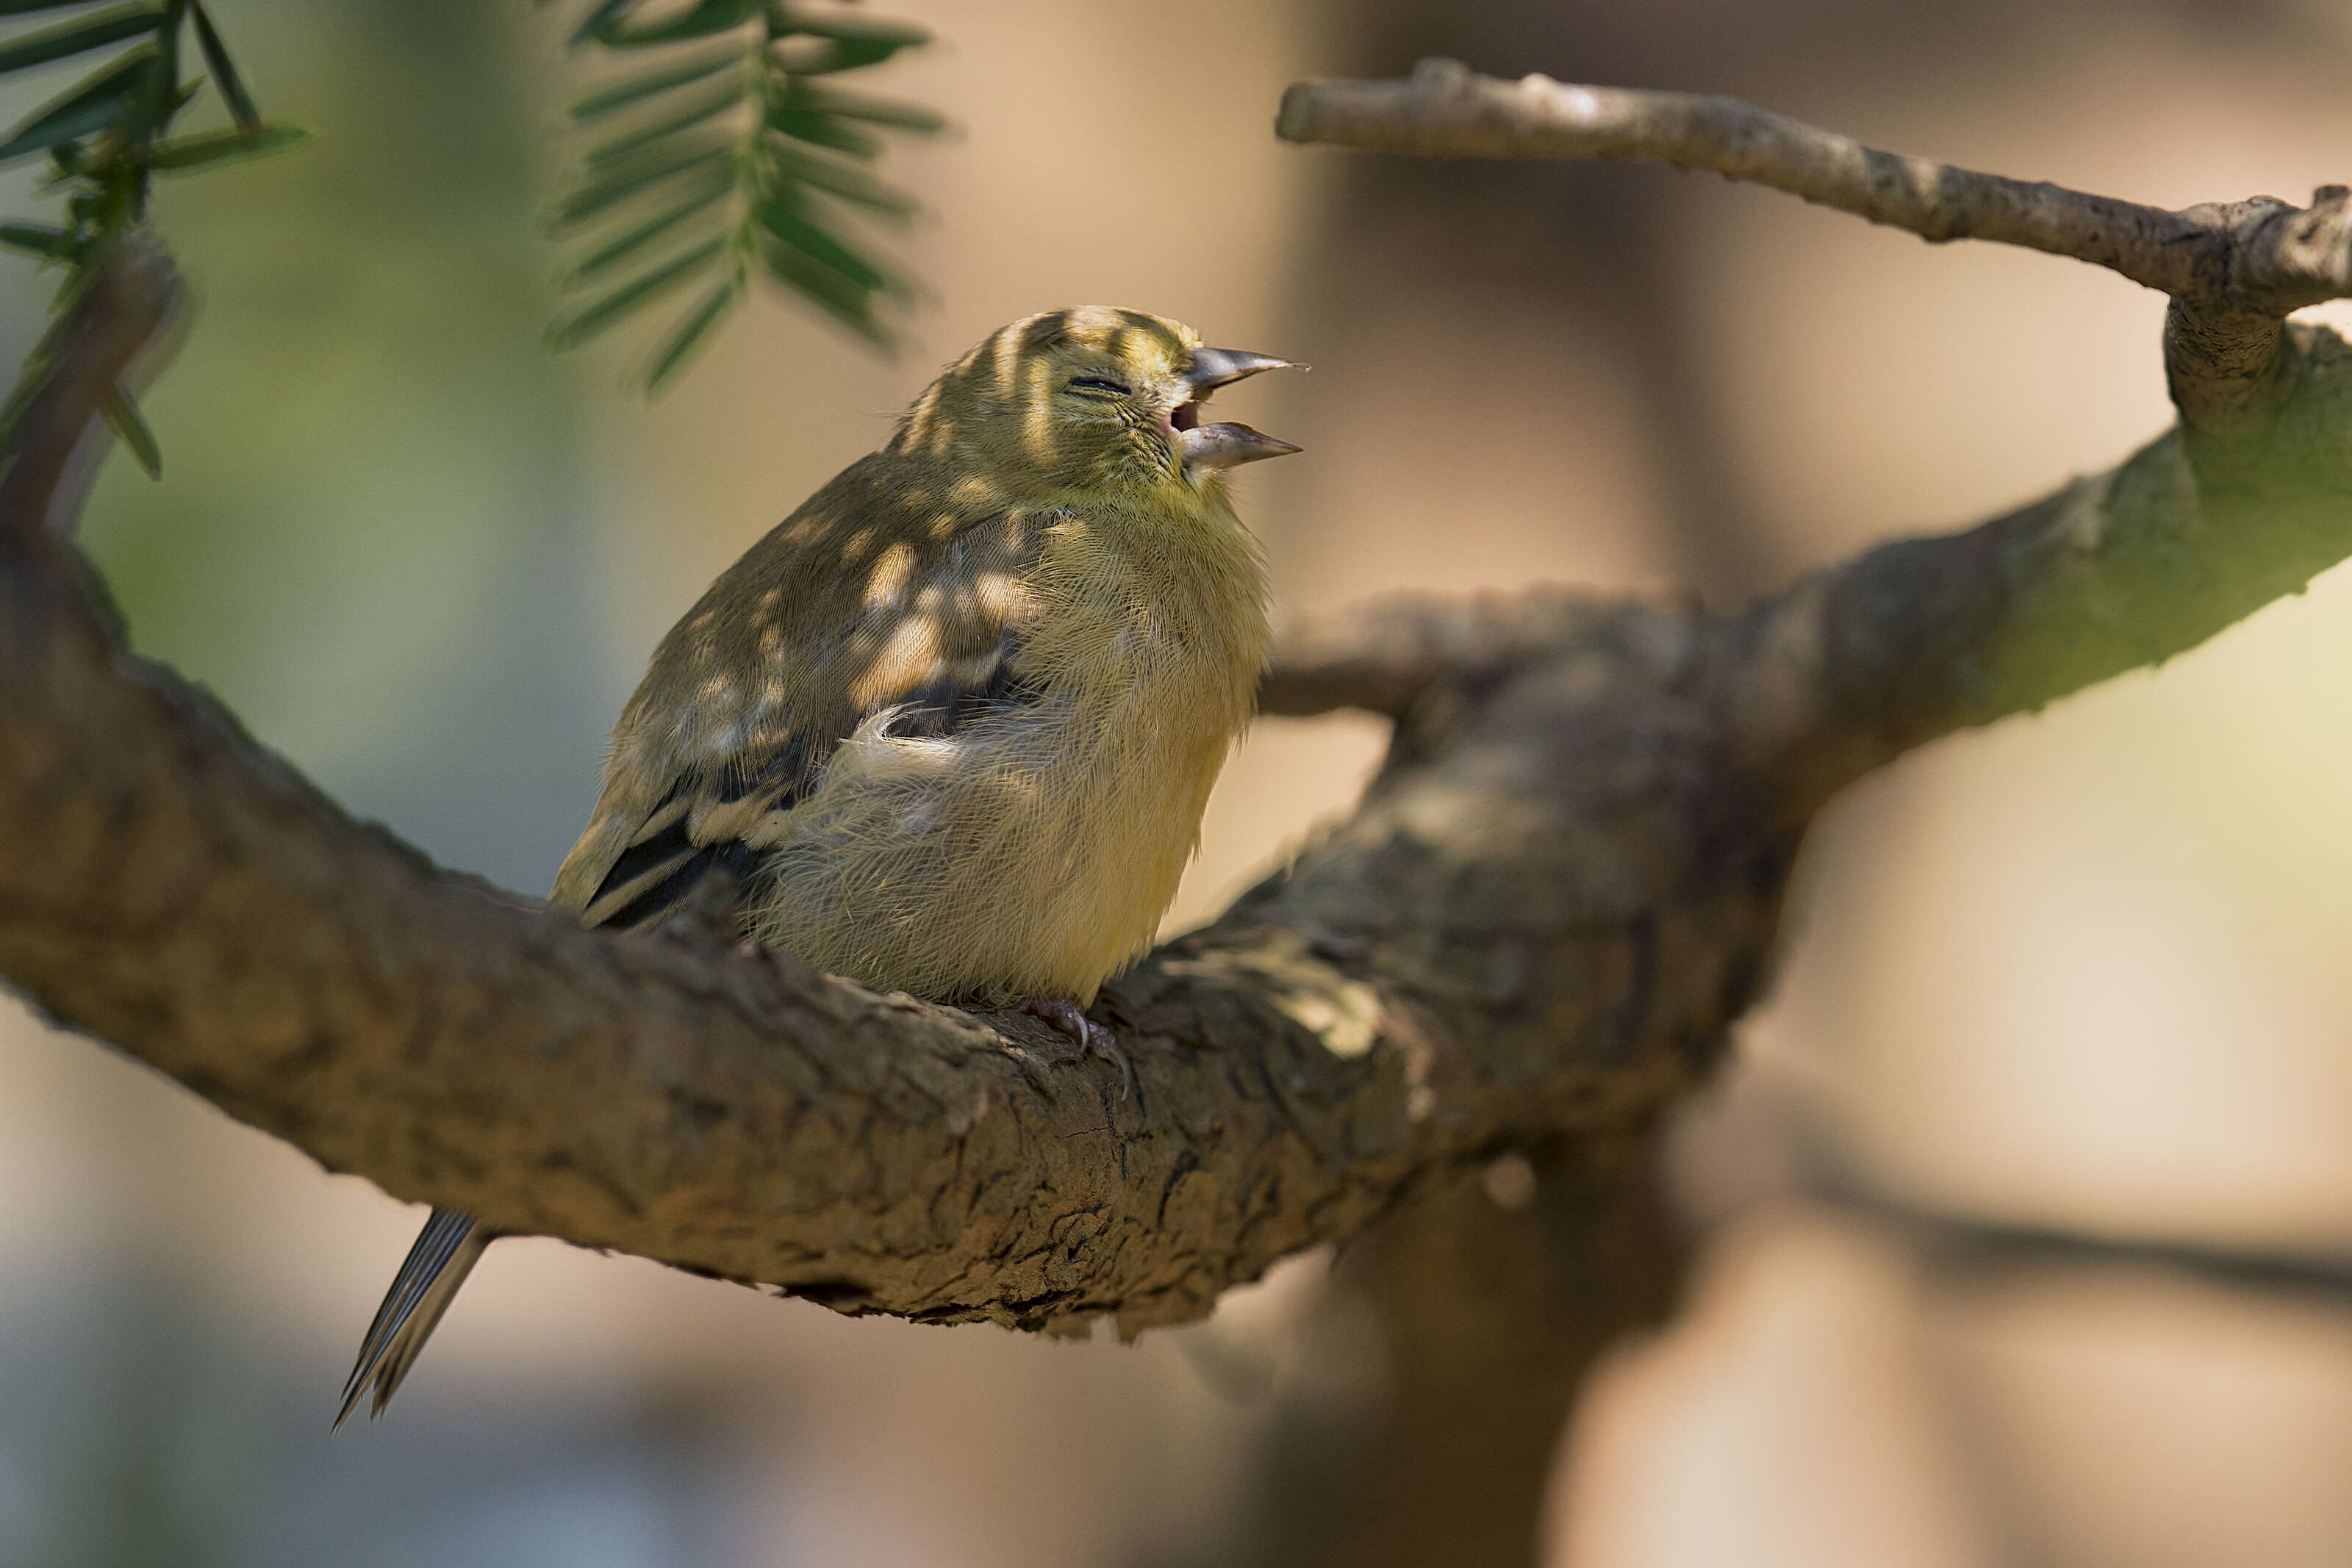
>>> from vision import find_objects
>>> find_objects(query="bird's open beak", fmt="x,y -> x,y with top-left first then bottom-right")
1175,348 -> 1302,474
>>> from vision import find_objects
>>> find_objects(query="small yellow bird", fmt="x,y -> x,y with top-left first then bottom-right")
336,306 -> 1299,1425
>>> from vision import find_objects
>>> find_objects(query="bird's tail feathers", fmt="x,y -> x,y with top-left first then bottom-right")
333,1207 -> 492,1430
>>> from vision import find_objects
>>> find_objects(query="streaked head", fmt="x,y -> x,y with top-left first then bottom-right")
890,306 -> 1301,494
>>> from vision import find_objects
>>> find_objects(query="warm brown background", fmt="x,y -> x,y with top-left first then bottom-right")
3,1 -> 2351,1563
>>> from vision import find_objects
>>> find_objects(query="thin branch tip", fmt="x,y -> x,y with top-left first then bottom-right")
1274,62 -> 2352,309
1277,64 -> 2352,434
0,229 -> 184,542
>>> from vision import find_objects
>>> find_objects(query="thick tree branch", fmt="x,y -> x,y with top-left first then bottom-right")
1,242 -> 1734,1335
8,66 -> 2352,1345
1714,320 -> 2352,810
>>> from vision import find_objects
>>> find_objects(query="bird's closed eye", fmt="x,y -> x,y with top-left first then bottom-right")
1066,375 -> 1131,396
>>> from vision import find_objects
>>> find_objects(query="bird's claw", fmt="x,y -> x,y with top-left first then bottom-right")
1021,997 -> 1136,1104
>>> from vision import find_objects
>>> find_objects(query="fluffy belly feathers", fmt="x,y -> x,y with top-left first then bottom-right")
746,683 -> 1237,1004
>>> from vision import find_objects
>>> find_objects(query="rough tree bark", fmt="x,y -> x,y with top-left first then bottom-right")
4,63 -> 2351,1564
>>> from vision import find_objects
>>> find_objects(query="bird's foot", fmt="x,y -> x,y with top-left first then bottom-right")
1021,997 -> 1136,1104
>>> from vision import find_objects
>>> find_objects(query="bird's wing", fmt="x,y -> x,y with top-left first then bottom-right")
550,452 -> 1050,932
567,636 -> 1038,932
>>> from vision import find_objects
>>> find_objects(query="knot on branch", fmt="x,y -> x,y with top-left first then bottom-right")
2234,182 -> 2352,312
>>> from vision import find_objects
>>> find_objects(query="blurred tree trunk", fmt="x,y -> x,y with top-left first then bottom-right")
1255,3 -> 2278,1553
1255,4 -> 1739,1556
1280,0 -> 1785,608
1260,1134 -> 1685,1568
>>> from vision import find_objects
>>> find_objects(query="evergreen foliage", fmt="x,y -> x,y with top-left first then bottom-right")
551,1 -> 942,392
0,0 -> 301,473
0,0 -> 944,463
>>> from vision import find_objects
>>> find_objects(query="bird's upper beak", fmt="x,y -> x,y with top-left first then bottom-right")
1174,348 -> 1302,474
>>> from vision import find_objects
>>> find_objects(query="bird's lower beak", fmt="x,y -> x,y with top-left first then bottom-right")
1179,422 -> 1302,472
1175,346 -> 1302,475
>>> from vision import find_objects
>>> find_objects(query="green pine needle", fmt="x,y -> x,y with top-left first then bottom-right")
570,42 -> 742,119
643,269 -> 742,392
187,1 -> 258,129
548,235 -> 728,350
148,123 -> 309,173
0,4 -> 165,77
584,77 -> 745,168
0,218 -> 80,262
592,0 -> 758,49
0,44 -> 155,164
549,129 -> 734,228
559,168 -> 733,285
99,383 -> 160,476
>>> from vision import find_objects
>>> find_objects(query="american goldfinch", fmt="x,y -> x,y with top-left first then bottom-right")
335,307 -> 1299,1426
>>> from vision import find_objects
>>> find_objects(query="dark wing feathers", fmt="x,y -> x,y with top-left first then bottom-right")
580,633 -> 1039,932
548,479 -> 1050,924
578,827 -> 759,932
578,733 -> 812,932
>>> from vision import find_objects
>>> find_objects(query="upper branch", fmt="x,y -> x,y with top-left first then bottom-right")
1276,59 -> 2352,431
1275,59 -> 2351,309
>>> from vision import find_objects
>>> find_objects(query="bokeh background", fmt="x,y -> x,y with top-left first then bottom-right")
4,1 -> 2352,1563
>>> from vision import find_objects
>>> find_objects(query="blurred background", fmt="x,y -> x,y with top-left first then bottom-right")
4,0 -> 2352,1563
